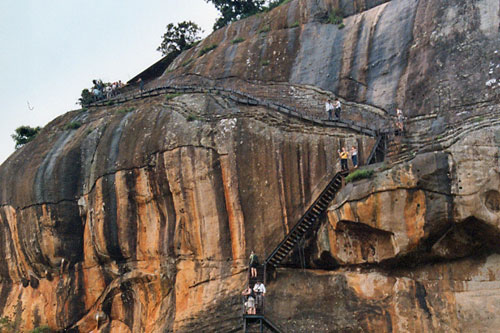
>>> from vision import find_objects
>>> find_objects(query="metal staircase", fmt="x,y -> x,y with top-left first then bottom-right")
241,116 -> 388,333
264,170 -> 348,269
243,315 -> 283,333
366,132 -> 388,165
264,132 -> 388,271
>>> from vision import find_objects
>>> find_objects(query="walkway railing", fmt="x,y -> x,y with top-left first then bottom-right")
87,84 -> 379,137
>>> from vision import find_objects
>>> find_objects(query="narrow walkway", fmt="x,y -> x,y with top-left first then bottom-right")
87,84 -> 380,137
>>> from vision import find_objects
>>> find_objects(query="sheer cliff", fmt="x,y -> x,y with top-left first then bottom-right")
0,0 -> 499,332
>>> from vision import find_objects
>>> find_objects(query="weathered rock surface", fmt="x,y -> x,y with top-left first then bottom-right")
1,0 -> 500,332
0,93 -> 373,331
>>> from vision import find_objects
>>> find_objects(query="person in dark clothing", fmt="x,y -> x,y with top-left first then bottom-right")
249,251 -> 259,278
138,77 -> 144,92
334,98 -> 342,119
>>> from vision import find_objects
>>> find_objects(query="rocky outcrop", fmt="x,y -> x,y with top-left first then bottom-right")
303,125 -> 500,332
0,93 -> 374,331
159,0 -> 500,117
1,0 -> 500,332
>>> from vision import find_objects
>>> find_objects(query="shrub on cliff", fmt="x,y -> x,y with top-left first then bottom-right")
328,8 -> 344,25
345,169 -> 374,183
11,125 -> 42,149
78,88 -> 94,106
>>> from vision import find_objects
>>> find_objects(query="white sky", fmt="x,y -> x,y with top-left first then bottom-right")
0,0 -> 218,164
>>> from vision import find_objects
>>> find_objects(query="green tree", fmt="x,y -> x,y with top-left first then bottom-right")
11,125 -> 42,149
206,0 -> 290,30
205,0 -> 265,30
157,21 -> 203,56
78,88 -> 94,106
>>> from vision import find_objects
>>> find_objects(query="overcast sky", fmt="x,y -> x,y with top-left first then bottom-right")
0,0 -> 218,164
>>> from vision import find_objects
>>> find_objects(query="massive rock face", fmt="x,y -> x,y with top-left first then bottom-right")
0,94 -> 374,331
1,0 -> 499,332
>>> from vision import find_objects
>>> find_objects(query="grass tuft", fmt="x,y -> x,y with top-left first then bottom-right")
181,58 -> 193,67
199,44 -> 218,56
165,93 -> 182,101
187,114 -> 201,122
345,169 -> 374,183
64,121 -> 81,130
232,37 -> 245,44
116,107 -> 134,114
328,8 -> 343,25
258,25 -> 270,33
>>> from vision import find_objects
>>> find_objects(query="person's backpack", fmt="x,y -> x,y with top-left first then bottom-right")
250,254 -> 259,265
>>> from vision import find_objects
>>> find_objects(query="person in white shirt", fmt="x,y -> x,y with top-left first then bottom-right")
325,99 -> 334,120
253,281 -> 266,311
351,146 -> 358,168
396,108 -> 404,134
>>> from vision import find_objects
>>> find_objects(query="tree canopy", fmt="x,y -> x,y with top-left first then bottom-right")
205,0 -> 288,30
78,88 -> 94,106
157,21 -> 203,56
11,125 -> 42,149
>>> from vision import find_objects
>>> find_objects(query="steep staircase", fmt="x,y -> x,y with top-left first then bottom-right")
264,170 -> 347,269
243,315 -> 283,333
241,134 -> 388,332
264,130 -> 388,271
243,264 -> 282,332
366,132 -> 389,165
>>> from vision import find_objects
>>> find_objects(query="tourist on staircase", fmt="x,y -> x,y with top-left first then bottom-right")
334,98 -> 342,120
242,287 -> 256,315
325,98 -> 334,121
396,108 -> 405,135
351,146 -> 358,168
338,147 -> 349,171
253,281 -> 266,312
249,250 -> 259,278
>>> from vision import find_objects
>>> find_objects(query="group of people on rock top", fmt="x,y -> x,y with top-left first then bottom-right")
91,79 -> 126,101
242,251 -> 266,315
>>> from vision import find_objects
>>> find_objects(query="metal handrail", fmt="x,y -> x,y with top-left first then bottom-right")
264,171 -> 344,267
86,84 -> 379,136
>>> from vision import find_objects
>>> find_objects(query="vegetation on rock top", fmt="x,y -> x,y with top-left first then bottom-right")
11,125 -> 42,149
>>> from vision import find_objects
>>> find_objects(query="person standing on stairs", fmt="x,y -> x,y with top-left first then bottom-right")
338,147 -> 349,171
351,146 -> 358,168
325,98 -> 334,120
334,98 -> 342,120
253,281 -> 266,311
138,77 -> 144,92
242,287 -> 256,315
396,108 -> 405,135
249,251 -> 259,278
